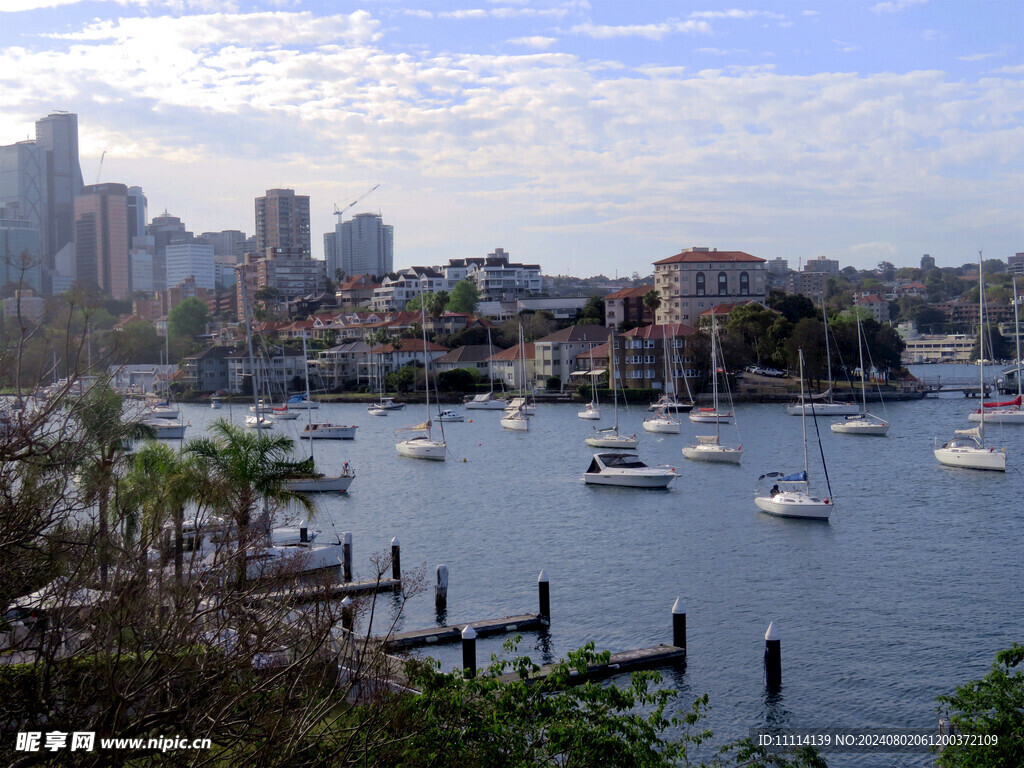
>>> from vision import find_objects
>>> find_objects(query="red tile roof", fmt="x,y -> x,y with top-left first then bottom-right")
654,249 -> 765,265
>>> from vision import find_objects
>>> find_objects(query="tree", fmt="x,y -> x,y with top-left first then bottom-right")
643,289 -> 662,320
427,289 -> 450,319
768,291 -> 817,324
580,295 -> 606,324
186,420 -> 316,585
113,318 -> 160,364
936,644 -> 1024,768
168,296 -> 210,347
448,279 -> 481,314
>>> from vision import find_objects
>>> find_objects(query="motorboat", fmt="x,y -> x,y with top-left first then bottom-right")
437,409 -> 464,422
583,452 -> 676,489
378,397 -> 405,411
142,418 -> 188,440
146,400 -> 179,419
301,423 -> 358,440
210,397 -> 223,410
642,407 -> 681,433
282,394 -> 319,410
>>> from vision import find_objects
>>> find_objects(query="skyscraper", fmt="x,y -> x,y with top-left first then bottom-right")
74,183 -> 130,298
35,112 -> 84,263
126,186 -> 148,246
146,211 -> 192,291
255,189 -> 310,258
326,211 -> 392,279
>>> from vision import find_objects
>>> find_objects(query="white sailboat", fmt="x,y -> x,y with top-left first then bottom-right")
286,333 -> 356,493
935,252 -> 1008,471
396,305 -> 447,460
577,347 -> 601,420
755,349 -> 836,520
643,340 -> 681,433
787,301 -> 859,416
684,311 -> 741,463
238,285 -> 275,430
500,325 -> 531,431
585,332 -> 639,449
831,315 -> 890,436
968,278 -> 1024,424
466,326 -> 508,410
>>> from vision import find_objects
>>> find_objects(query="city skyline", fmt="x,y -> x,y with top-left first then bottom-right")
1,0 -> 1021,277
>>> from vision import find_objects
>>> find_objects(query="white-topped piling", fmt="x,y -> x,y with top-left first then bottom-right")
672,597 -> 686,652
390,536 -> 401,581
764,621 -> 781,689
461,624 -> 477,678
340,596 -> 354,631
342,532 -> 353,582
538,570 -> 550,622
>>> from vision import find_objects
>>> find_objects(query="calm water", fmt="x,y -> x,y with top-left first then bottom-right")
177,364 -> 1021,765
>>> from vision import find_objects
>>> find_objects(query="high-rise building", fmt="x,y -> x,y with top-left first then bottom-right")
35,112 -> 84,265
0,209 -> 43,293
326,211 -> 392,280
803,255 -> 839,274
126,186 -> 148,246
74,183 -> 130,298
0,142 -> 48,240
166,240 -> 215,291
652,247 -> 766,324
921,253 -> 936,271
146,211 -> 192,291
200,229 -> 247,261
255,189 -> 310,258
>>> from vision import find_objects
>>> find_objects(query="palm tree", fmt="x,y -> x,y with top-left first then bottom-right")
186,420 -> 316,586
427,290 -> 449,320
120,442 -> 204,583
643,289 -> 662,322
73,382 -> 156,586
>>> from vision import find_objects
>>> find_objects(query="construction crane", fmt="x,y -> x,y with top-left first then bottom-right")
333,183 -> 380,221
95,150 -> 106,184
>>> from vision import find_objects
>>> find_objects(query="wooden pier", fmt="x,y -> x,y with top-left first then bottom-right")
383,613 -> 547,649
254,577 -> 401,604
496,643 -> 686,685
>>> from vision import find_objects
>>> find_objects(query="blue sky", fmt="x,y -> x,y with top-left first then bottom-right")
2,0 -> 1021,276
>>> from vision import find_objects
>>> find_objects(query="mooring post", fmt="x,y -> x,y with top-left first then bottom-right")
435,564 -> 449,611
461,625 -> 477,679
390,536 -> 401,581
672,596 -> 686,652
342,532 -> 353,582
538,570 -> 550,622
764,621 -> 781,689
340,596 -> 354,632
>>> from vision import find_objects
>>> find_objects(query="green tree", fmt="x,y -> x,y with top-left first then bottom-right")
168,296 -> 210,345
427,289 -> 450,319
643,289 -> 662,320
448,279 -> 481,314
936,644 -> 1024,768
186,420 -> 316,585
113,318 -> 160,364
768,291 -> 817,324
580,295 -> 606,324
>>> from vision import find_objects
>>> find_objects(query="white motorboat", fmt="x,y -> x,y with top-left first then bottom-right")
146,402 -> 179,419
936,253 -> 1009,471
968,280 -> 1023,425
642,407 -> 681,433
367,403 -> 388,416
209,397 -> 223,410
301,423 -> 358,440
379,397 -> 405,411
142,418 -> 188,440
583,452 -> 676,489
396,304 -> 447,461
755,349 -> 836,520
831,316 -> 890,436
684,311 -> 742,463
437,409 -> 464,422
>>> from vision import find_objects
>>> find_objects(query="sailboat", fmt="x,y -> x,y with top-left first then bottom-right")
238,283 -> 274,430
286,333 -> 356,493
968,277 -> 1023,424
643,335 -> 681,433
831,315 -> 890,436
466,326 -> 508,410
368,354 -> 389,417
786,301 -> 859,416
935,253 -> 1008,470
578,347 -> 601,420
755,349 -> 835,520
683,311 -> 741,463
395,305 -> 447,460
500,325 -> 531,431
585,332 -> 639,449
647,333 -> 695,413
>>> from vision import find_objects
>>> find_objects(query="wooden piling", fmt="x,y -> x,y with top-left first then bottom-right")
672,597 -> 686,652
538,570 -> 550,622
461,625 -> 477,679
341,596 -> 354,631
435,564 -> 448,611
342,532 -> 353,582
764,621 -> 781,689
390,537 -> 401,581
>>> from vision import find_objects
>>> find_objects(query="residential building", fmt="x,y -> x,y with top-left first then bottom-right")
166,240 -> 215,291
1009,253 -> 1023,276
336,274 -> 380,306
433,345 -> 492,377
0,211 -> 43,293
614,324 -> 697,391
854,294 -> 890,323
921,254 -> 936,271
444,248 -> 542,302
785,271 -> 830,303
370,266 -> 447,310
515,296 -> 588,320
255,188 -> 310,258
74,183 -> 130,298
225,346 -> 306,395
255,248 -> 326,300
200,229 -> 247,261
533,325 -> 612,390
312,341 -> 371,390
603,286 -> 654,330
367,337 -> 447,374
489,341 -> 536,391
653,247 -> 766,324
180,345 -> 234,393
325,211 -> 393,280
803,255 -> 839,274
898,329 -> 975,364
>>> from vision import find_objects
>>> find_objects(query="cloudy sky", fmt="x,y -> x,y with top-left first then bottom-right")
2,0 -> 1021,277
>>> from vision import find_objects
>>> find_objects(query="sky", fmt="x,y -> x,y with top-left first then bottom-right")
1,0 -> 1022,278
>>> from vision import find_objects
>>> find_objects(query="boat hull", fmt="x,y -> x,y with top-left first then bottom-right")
302,425 -> 358,439
583,471 -> 675,488
396,438 -> 446,460
830,419 -> 889,435
585,435 -> 638,449
934,447 -> 1006,471
642,419 -> 680,433
754,493 -> 832,520
270,411 -> 300,420
786,403 -> 860,416
967,409 -> 1024,424
465,399 -> 507,410
682,445 -> 742,463
500,417 -> 529,431
286,474 -> 355,493
689,411 -> 732,423
578,409 -> 600,420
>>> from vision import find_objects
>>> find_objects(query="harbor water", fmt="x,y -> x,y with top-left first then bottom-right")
175,363 -> 1021,765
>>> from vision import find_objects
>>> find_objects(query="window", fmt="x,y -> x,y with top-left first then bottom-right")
718,272 -> 728,295
645,340 -> 655,348
645,355 -> 655,364
695,272 -> 705,296
740,271 -> 749,296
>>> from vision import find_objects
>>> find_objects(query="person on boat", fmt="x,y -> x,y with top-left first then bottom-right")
770,484 -> 780,497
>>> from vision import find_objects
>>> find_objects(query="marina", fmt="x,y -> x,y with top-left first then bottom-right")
160,362 -> 1021,765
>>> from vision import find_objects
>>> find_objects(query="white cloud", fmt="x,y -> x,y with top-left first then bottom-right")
570,20 -> 710,40
958,52 -> 1001,62
438,9 -> 489,20
832,39 -> 861,53
872,0 -> 928,14
508,36 -> 558,50
688,10 -> 785,21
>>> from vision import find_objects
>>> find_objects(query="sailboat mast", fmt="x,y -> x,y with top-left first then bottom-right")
857,316 -> 867,412
1015,279 -> 1022,402
611,331 -> 619,431
237,267 -> 261,414
822,300 -> 833,397
712,313 -> 721,440
302,332 -> 313,461
978,251 -> 985,445
799,349 -> 809,477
